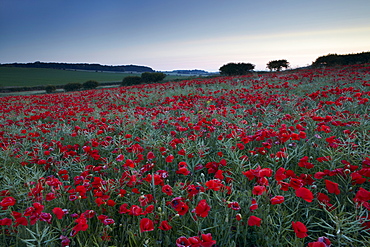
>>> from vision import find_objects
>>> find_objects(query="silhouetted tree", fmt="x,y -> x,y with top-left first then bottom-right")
267,60 -> 290,71
219,62 -> 255,76
312,52 -> 370,67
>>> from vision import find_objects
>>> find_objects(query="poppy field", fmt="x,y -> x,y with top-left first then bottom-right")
0,64 -> 370,246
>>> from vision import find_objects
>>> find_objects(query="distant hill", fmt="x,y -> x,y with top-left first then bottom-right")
0,61 -> 154,73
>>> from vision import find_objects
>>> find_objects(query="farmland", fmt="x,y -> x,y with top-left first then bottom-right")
0,65 -> 369,246
0,67 -> 194,88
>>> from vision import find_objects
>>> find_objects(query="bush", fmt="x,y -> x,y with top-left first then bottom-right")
64,82 -> 82,92
141,72 -> 166,83
82,80 -> 99,89
121,76 -> 142,86
219,62 -> 255,76
45,85 -> 56,93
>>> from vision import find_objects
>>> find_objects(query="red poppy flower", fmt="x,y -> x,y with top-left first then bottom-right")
248,215 -> 262,226
201,233 -> 217,247
252,185 -> 266,195
158,220 -> 172,231
0,196 -> 16,210
270,195 -> 285,205
0,218 -> 12,226
176,236 -> 190,247
162,184 -> 173,196
295,187 -> 313,202
205,179 -> 223,191
250,198 -> 258,211
292,221 -> 308,238
354,187 -> 370,203
325,180 -> 340,195
165,155 -> 174,163
194,199 -> 211,218
52,207 -> 65,219
139,218 -> 154,232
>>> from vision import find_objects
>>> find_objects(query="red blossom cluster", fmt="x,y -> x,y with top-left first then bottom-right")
0,64 -> 369,246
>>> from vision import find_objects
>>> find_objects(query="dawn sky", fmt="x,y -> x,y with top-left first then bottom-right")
1,0 -> 369,71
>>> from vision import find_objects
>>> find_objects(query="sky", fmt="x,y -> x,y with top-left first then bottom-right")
1,0 -> 369,71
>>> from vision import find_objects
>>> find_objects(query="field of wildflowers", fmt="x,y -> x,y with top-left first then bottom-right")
0,64 -> 369,247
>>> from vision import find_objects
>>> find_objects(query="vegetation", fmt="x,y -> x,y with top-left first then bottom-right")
312,51 -> 370,67
121,76 -> 142,86
63,82 -> 82,92
267,59 -> 290,71
141,72 -> 166,83
0,64 -> 369,246
219,62 -> 255,75
0,61 -> 154,73
82,80 -> 99,90
45,85 -> 57,93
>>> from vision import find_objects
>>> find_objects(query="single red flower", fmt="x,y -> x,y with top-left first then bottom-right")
247,215 -> 262,226
176,236 -> 190,247
139,218 -> 154,232
270,195 -> 285,205
52,207 -> 65,219
162,184 -> 173,196
252,185 -> 266,195
0,218 -> 12,226
0,196 -> 16,210
292,221 -> 308,238
194,199 -> 211,218
249,198 -> 258,211
158,220 -> 172,231
205,179 -> 223,191
201,233 -> 217,247
295,187 -> 313,202
325,180 -> 340,195
354,187 -> 370,203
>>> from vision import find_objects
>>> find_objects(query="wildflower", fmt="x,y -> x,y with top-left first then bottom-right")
158,220 -> 172,231
295,187 -> 313,202
0,196 -> 16,210
52,207 -> 65,219
292,221 -> 308,238
325,180 -> 340,195
248,215 -> 262,226
270,195 -> 285,205
252,185 -> 266,195
193,199 -> 211,218
139,218 -> 154,232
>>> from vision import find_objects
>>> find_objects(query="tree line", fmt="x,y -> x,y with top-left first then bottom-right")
0,61 -> 154,73
219,51 -> 369,76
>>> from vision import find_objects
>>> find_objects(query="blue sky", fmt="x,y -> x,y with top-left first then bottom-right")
1,0 -> 369,71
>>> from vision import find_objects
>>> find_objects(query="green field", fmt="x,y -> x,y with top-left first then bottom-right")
0,67 -> 192,87
0,67 -> 138,87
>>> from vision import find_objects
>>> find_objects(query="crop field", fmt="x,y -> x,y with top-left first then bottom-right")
0,67 -> 190,88
0,65 -> 369,246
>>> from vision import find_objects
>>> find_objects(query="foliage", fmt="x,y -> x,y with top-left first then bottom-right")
267,59 -> 290,71
219,62 -> 255,75
312,51 -> 370,67
45,85 -> 56,93
82,80 -> 99,90
0,61 -> 154,73
63,82 -> 82,92
141,72 -> 166,83
121,76 -> 142,86
0,64 -> 370,247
